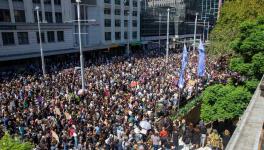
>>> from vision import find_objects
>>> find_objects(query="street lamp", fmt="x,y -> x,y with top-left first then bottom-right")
76,0 -> 85,91
193,12 -> 198,51
35,6 -> 46,76
158,13 -> 161,50
166,8 -> 170,64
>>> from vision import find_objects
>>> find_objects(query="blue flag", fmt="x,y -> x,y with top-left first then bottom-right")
178,44 -> 188,89
198,40 -> 206,77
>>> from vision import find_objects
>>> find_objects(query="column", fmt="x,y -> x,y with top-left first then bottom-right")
40,0 -> 45,22
98,0 -> 105,44
111,0 -> 115,43
137,0 -> 140,41
51,0 -> 56,23
24,0 -> 34,23
120,0 -> 125,42
129,0 -> 132,41
8,0 -> 15,23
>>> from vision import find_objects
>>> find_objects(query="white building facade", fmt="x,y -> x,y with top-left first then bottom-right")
0,0 -> 141,61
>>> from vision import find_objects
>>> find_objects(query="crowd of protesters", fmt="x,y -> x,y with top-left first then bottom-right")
0,49 -> 234,149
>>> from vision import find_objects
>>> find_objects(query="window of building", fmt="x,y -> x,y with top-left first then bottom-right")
36,32 -> 45,43
104,8 -> 111,15
104,0 -> 110,3
2,32 -> 15,45
0,9 -> 11,22
132,11 -> 137,16
14,10 -> 25,22
115,0 -> 120,5
133,31 -> 137,39
13,0 -> 23,2
124,20 -> 128,27
32,0 -> 40,3
124,10 -> 129,16
115,9 -> 120,15
133,0 -> 137,7
124,32 -> 127,39
115,32 -> 121,40
54,0 -> 61,5
115,19 -> 120,27
105,32 -> 111,41
45,12 -> 53,23
17,32 -> 29,45
34,11 -> 42,22
132,20 -> 137,27
57,31 -> 64,42
47,31 -> 55,42
104,19 -> 111,27
125,0 -> 129,6
55,12 -> 62,23
44,0 -> 51,4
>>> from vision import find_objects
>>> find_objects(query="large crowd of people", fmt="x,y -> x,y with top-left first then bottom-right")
0,49 -> 233,150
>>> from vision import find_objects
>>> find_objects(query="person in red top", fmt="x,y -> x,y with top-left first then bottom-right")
159,127 -> 168,148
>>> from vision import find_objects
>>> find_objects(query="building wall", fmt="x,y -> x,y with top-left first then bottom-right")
0,0 -> 141,61
0,0 -> 74,60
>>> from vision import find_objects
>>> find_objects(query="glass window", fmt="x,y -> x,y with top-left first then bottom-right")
104,19 -> 111,27
133,20 -> 137,27
133,31 -> 137,39
115,9 -> 120,15
44,0 -> 51,4
47,31 -> 55,42
115,0 -> 120,5
104,0 -> 110,3
14,10 -> 25,22
34,11 -> 42,22
133,1 -> 137,7
57,31 -> 64,42
45,12 -> 53,23
17,32 -> 29,45
2,32 -> 15,45
0,9 -> 11,22
32,0 -> 40,3
124,20 -> 128,27
115,19 -> 120,27
125,0 -> 129,6
124,10 -> 129,16
115,32 -> 121,40
105,32 -> 111,41
55,12 -> 62,23
13,0 -> 23,2
124,32 -> 127,39
36,32 -> 45,43
132,11 -> 137,16
104,8 -> 111,15
54,0 -> 61,5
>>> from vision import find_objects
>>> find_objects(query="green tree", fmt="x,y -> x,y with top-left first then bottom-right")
208,0 -> 264,56
200,84 -> 251,123
0,133 -> 34,150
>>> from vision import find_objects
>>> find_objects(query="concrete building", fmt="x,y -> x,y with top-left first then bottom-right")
0,0 -> 141,61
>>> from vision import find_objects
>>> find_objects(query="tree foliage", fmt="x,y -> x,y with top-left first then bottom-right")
200,84 -> 251,123
228,16 -> 264,79
208,0 -> 264,56
0,133 -> 34,150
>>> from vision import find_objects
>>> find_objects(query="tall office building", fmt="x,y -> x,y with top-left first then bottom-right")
140,0 -> 202,42
0,0 -> 140,61
200,0 -> 223,24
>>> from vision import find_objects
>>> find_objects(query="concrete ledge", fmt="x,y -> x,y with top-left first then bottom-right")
226,75 -> 264,150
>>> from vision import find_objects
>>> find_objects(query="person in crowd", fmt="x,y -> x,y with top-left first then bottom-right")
222,129 -> 231,150
0,48 -> 233,149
